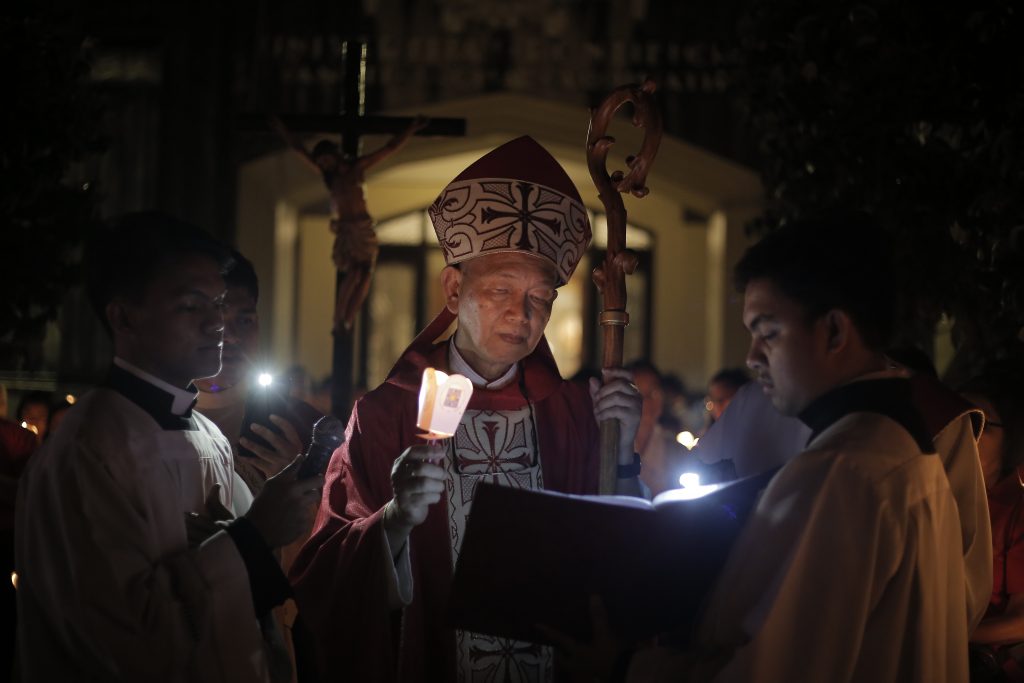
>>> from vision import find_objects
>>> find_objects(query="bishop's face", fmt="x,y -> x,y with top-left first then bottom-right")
444,253 -> 558,381
114,253 -> 226,389
742,278 -> 831,416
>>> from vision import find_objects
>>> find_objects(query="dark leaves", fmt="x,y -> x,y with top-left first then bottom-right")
732,0 -> 1024,369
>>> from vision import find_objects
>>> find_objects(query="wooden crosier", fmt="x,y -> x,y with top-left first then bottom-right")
586,80 -> 663,494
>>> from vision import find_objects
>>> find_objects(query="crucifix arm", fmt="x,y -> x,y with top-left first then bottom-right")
356,115 -> 429,172
270,115 -> 322,174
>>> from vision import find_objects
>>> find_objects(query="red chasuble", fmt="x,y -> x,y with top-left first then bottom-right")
289,309 -> 600,682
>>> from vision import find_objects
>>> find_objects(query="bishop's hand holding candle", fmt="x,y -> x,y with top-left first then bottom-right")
384,368 -> 474,559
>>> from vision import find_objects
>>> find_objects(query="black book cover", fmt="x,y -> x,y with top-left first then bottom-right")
447,469 -> 776,645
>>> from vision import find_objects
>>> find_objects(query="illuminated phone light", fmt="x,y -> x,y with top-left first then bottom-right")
65,394 -> 76,405
257,373 -> 273,387
679,472 -> 701,488
676,430 -> 698,450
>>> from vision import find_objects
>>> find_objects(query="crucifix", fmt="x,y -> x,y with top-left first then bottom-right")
264,6 -> 466,419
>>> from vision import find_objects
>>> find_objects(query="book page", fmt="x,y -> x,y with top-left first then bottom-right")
652,483 -> 726,506
513,487 -> 655,510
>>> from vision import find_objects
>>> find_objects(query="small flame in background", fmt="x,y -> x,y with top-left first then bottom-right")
676,431 -> 699,450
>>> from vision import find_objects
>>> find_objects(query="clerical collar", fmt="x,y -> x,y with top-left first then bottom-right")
106,357 -> 199,430
448,342 -> 518,390
798,376 -> 934,454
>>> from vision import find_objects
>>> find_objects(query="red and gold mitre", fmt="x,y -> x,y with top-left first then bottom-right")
428,136 -> 592,286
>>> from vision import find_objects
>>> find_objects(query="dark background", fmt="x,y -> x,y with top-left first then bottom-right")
3,0 -> 1022,386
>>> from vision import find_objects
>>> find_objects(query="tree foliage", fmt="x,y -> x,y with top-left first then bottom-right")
732,0 -> 1024,375
1,14 -> 103,370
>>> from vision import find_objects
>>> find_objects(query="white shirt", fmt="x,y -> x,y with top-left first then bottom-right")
692,381 -> 811,478
16,376 -> 267,681
692,371 -> 990,630
693,410 -> 968,682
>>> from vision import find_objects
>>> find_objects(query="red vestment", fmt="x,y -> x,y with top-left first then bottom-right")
986,472 -> 1024,616
289,310 -> 600,681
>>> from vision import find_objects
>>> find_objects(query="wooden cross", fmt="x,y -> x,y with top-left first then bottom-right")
251,4 -> 465,419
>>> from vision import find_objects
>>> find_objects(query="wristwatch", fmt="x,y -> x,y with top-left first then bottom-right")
616,453 -> 642,479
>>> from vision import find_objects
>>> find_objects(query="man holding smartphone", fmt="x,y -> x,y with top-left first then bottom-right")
193,247 -> 324,680
15,213 -> 323,682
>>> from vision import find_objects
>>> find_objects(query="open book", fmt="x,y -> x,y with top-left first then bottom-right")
446,469 -> 777,645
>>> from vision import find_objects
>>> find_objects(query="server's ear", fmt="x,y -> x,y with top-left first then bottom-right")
106,298 -> 135,337
822,308 -> 854,355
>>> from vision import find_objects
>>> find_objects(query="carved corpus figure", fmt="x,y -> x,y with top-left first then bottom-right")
272,115 -> 429,330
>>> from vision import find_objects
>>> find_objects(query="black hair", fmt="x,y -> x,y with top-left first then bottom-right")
85,211 -> 232,332
16,391 -> 52,420
886,346 -> 938,378
50,396 -> 73,413
710,367 -> 751,391
625,358 -> 662,378
959,359 -> 1024,475
733,211 -> 895,351
225,249 -> 259,303
660,373 -> 688,397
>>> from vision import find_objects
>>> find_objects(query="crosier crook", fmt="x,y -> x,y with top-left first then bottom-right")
586,79 -> 663,494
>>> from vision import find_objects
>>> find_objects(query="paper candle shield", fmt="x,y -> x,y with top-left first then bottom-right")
417,368 -> 474,439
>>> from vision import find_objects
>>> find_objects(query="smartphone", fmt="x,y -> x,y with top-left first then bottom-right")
238,386 -> 293,458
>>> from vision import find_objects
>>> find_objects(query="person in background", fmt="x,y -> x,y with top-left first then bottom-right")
307,375 -> 333,417
705,368 -> 751,425
193,248 -> 322,682
661,373 -> 709,435
692,380 -> 811,479
282,365 -> 313,403
963,361 -> 1024,681
15,392 -> 51,443
47,396 -> 75,438
1,412 -> 36,682
626,359 -> 694,496
194,250 -> 321,498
